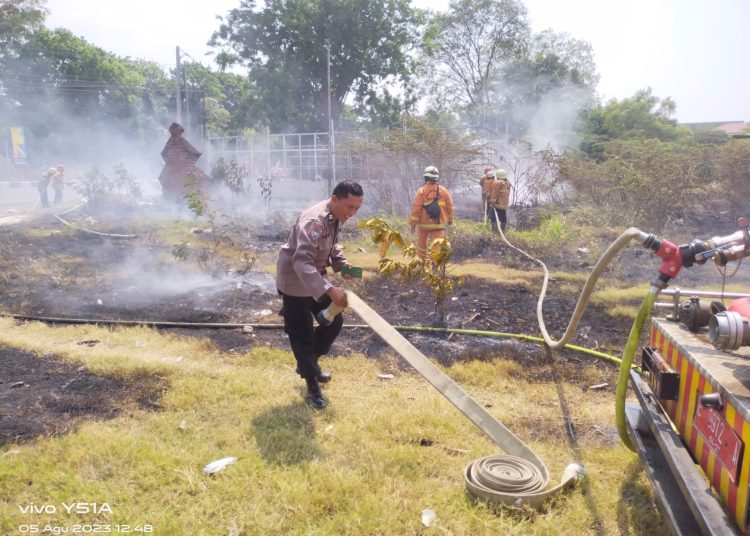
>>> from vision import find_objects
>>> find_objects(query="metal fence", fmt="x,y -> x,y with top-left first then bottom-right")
206,128 -> 367,183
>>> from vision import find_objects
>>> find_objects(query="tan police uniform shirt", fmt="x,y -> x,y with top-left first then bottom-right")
276,199 -> 348,300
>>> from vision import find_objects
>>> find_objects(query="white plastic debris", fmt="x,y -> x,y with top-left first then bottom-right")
561,463 -> 586,484
421,508 -> 436,527
203,457 -> 237,475
96,299 -> 103,305
178,420 -> 188,430
324,424 -> 334,433
377,373 -> 395,380
242,325 -> 254,333
258,309 -> 273,316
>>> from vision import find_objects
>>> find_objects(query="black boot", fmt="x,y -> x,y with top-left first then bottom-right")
305,378 -> 327,409
295,368 -> 332,383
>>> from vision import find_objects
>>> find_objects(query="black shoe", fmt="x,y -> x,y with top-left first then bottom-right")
296,368 -> 332,383
305,378 -> 327,409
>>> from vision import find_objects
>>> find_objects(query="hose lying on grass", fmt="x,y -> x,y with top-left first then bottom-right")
345,291 -> 585,508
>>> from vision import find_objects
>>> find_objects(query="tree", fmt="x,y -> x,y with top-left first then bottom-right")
0,0 -> 45,64
422,0 -> 598,142
422,0 -> 529,110
0,0 -> 46,114
180,62 -> 260,136
4,27 -> 175,163
210,0 -> 424,131
499,29 -> 598,140
579,88 -> 692,160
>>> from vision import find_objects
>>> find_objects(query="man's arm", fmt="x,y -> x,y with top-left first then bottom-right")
409,187 -> 423,229
444,187 -> 455,225
291,219 -> 330,299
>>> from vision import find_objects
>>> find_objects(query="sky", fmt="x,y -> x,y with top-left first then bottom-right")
45,0 -> 750,124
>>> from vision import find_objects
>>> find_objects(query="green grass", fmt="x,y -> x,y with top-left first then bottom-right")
0,317 -> 666,535
511,213 -> 578,247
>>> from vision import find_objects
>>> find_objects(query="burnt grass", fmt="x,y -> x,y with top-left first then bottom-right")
2,208 -> 749,445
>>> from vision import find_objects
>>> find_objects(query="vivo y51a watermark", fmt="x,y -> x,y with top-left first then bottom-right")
18,502 -> 113,515
15,502 -> 154,534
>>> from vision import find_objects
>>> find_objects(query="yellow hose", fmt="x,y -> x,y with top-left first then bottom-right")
615,288 -> 660,450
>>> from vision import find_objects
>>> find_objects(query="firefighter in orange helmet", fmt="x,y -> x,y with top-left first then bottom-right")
409,166 -> 454,260
479,166 -> 494,203
488,168 -> 511,232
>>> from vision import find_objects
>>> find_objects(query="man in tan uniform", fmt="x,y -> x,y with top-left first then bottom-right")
409,166 -> 454,260
277,181 -> 364,409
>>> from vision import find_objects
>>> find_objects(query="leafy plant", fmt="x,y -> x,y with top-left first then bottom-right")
73,164 -> 142,211
359,217 -> 462,323
209,157 -> 247,194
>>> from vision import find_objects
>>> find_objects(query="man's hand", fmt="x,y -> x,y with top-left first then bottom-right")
326,286 -> 348,308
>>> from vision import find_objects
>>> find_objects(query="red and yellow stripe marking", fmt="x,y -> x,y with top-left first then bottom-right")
651,325 -> 750,530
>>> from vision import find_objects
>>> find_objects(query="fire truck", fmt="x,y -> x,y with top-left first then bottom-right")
625,220 -> 750,535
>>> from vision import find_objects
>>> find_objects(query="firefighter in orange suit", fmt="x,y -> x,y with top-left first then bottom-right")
488,168 -> 511,232
478,166 -> 493,203
409,166 -> 454,260
481,169 -> 496,223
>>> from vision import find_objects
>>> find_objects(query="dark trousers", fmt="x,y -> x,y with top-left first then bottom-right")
53,187 -> 63,204
279,292 -> 343,379
489,207 -> 507,232
39,188 -> 49,208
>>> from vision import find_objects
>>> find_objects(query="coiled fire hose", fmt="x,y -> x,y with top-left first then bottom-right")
344,291 -> 585,508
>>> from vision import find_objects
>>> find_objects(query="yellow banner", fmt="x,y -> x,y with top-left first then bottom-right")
10,127 -> 27,164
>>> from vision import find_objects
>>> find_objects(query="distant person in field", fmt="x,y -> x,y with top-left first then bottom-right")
51,164 -> 64,205
37,164 -> 63,208
488,168 -> 511,233
276,180 -> 364,410
409,166 -> 454,260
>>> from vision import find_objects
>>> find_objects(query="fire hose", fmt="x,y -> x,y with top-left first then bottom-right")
491,210 -> 750,451
343,291 -> 585,508
490,209 -> 657,450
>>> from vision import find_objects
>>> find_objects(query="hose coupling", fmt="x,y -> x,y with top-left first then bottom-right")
642,234 -> 661,252
709,311 -> 750,350
316,302 -> 346,326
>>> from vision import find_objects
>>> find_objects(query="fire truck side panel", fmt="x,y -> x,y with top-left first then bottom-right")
651,320 -> 750,532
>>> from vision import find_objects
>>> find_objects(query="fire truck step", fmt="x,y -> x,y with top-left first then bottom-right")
626,370 -> 739,535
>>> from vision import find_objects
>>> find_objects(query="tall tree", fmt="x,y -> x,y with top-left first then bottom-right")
0,0 -> 47,115
0,0 -> 45,62
422,0 -> 529,110
210,0 -> 424,131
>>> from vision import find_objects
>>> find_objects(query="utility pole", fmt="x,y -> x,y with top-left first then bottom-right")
326,43 -> 334,193
175,46 -> 182,124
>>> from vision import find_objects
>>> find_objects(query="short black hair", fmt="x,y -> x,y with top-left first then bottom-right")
332,181 -> 363,198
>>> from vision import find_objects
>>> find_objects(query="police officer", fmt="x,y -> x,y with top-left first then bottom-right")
276,181 -> 364,409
